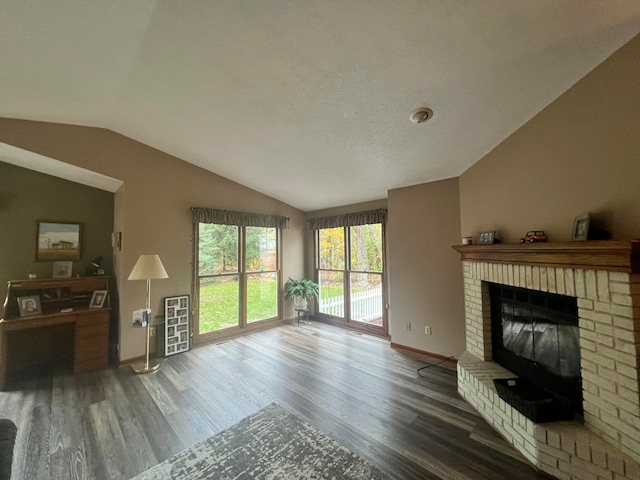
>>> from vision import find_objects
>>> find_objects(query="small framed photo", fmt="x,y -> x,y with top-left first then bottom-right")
571,213 -> 591,241
53,261 -> 73,278
164,295 -> 190,356
478,231 -> 496,245
18,295 -> 42,317
89,290 -> 108,308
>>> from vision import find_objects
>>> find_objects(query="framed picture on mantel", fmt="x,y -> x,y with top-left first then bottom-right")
571,213 -> 590,241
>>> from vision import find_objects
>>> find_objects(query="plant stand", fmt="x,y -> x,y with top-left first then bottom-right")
295,307 -> 310,325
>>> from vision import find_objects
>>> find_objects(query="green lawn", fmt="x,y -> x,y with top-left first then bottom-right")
199,278 -> 278,333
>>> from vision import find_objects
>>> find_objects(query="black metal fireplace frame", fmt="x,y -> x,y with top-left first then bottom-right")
489,282 -> 583,416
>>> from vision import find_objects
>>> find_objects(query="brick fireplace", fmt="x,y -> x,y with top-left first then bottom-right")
453,241 -> 640,480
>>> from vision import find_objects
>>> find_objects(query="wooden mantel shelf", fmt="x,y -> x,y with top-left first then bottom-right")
452,239 -> 640,273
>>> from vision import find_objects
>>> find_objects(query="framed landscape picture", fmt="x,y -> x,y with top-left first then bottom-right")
36,221 -> 82,261
164,295 -> 190,356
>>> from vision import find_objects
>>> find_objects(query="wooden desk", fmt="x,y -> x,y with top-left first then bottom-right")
1,276 -> 111,389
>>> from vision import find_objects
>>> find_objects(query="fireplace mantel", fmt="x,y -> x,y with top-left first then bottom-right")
452,239 -> 640,273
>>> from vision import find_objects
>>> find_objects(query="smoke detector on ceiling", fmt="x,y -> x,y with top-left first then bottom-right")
409,107 -> 433,124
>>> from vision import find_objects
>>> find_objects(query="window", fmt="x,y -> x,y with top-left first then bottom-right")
312,209 -> 386,333
192,208 -> 287,342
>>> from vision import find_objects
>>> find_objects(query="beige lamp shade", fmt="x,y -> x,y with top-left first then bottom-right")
128,254 -> 168,280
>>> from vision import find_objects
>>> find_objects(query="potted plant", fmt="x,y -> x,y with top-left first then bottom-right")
283,277 -> 319,309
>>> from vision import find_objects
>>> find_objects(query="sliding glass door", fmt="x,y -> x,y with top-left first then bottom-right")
196,223 -> 280,340
316,222 -> 385,332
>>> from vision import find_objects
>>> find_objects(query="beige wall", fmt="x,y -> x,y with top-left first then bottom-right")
0,119 -> 306,362
387,178 -> 465,357
460,33 -> 640,244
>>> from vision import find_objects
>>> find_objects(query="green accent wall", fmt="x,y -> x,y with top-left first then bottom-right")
0,161 -> 114,304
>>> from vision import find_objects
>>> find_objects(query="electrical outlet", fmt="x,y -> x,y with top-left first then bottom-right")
425,326 -> 432,335
405,322 -> 411,331
150,326 -> 156,336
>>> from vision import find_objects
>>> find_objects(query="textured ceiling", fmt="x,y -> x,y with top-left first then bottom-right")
1,1 -> 640,211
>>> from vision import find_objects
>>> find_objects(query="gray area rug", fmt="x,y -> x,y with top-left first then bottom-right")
133,402 -> 390,479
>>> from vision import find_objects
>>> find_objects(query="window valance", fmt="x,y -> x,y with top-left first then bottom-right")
191,207 -> 289,229
307,208 -> 387,230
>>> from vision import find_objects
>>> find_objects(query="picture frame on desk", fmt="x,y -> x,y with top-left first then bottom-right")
53,261 -> 72,278
17,295 -> 42,317
89,290 -> 108,308
35,221 -> 82,261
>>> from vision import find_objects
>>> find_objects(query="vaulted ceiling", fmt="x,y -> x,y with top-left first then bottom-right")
2,2 -> 639,211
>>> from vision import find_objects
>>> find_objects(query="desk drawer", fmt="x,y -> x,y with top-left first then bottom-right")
76,321 -> 109,339
74,338 -> 108,372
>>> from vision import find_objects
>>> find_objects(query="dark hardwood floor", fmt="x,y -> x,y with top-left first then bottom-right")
0,321 -> 550,479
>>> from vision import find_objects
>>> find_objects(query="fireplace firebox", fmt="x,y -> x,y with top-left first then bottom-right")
489,283 -> 582,416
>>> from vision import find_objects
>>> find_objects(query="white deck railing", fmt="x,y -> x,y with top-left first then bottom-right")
319,285 -> 382,322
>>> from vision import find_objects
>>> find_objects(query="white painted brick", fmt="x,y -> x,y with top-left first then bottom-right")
565,269 -> 576,297
537,451 -> 559,469
576,440 -> 591,461
600,410 -> 640,437
586,270 -> 598,300
557,268 -> 566,294
518,265 -> 525,287
618,384 -> 639,404
584,369 -> 617,394
612,316 -> 637,332
548,268 -> 557,293
614,339 -> 638,356
610,281 -> 631,294
609,272 -> 630,283
620,434 -> 640,464
580,318 -> 596,331
597,271 -> 611,302
595,355 -> 616,372
570,456 -> 610,480
589,448 -> 608,469
596,333 -> 615,348
612,293 -> 633,307
459,259 -> 640,475
607,452 -> 625,475
580,309 -> 613,324
525,266 -> 532,289
598,345 -> 637,367
596,320 -> 613,336
575,269 -> 587,298
581,358 -> 598,374
625,460 -> 640,480
540,267 -> 548,291
579,298 -> 595,310
531,266 -> 540,290
561,433 -> 576,454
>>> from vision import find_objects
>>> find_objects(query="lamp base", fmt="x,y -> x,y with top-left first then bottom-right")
131,360 -> 160,374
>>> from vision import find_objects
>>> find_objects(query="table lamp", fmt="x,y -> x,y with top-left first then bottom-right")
128,254 -> 168,373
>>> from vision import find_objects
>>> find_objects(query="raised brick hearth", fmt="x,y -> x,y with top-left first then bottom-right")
453,241 -> 640,480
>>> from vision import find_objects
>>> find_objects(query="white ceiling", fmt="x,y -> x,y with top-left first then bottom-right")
1,2 -> 640,211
